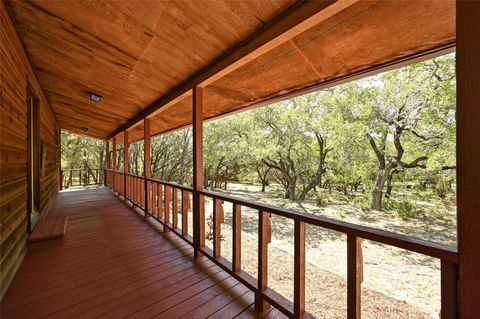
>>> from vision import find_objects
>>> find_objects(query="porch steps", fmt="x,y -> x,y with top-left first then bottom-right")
28,217 -> 68,242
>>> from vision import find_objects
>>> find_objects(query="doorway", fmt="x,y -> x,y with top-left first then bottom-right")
27,83 -> 40,232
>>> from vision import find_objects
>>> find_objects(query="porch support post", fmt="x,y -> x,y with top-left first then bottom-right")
105,140 -> 109,186
123,131 -> 129,197
458,2 -> 480,318
192,86 -> 205,258
144,118 -> 151,217
106,140 -> 110,169
59,127 -> 62,190
112,137 -> 116,190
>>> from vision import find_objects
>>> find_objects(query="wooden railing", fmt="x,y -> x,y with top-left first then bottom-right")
104,168 -> 458,319
60,168 -> 104,189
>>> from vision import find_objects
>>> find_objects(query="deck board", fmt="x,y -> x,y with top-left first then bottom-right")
1,187 -> 276,319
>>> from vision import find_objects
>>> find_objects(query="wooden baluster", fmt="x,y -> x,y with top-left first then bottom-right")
149,181 -> 154,214
441,260 -> 458,319
141,179 -> 145,208
164,186 -> 171,232
173,188 -> 178,229
158,184 -> 163,220
142,178 -> 149,217
134,178 -> 137,203
213,199 -> 224,257
182,190 -> 189,236
347,235 -> 363,319
256,211 -> 271,312
294,220 -> 306,316
152,182 -> 157,216
232,204 -> 241,272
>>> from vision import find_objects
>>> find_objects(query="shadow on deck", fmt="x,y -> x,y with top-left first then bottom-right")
1,187 -> 284,319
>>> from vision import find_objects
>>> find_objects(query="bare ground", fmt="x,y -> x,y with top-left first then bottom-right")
199,183 -> 457,318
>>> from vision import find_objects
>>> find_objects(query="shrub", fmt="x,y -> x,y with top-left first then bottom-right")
352,196 -> 371,212
384,197 -> 425,219
314,191 -> 328,207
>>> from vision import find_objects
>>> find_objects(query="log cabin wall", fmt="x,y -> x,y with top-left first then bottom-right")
0,2 -> 59,298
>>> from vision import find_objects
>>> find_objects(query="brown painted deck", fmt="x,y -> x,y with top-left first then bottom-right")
1,187 -> 285,319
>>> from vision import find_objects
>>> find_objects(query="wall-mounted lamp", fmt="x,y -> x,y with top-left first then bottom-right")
89,92 -> 102,102
82,127 -> 89,132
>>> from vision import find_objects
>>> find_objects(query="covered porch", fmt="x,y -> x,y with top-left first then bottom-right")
1,187 -> 277,319
1,0 -> 480,318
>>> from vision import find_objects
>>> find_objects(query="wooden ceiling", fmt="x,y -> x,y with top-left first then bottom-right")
7,0 -> 455,142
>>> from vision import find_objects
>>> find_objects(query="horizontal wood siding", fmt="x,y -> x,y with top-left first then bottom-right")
0,2 -> 59,299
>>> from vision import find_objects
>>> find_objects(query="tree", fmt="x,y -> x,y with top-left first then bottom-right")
347,56 -> 456,210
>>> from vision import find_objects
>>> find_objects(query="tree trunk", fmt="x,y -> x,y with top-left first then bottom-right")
385,171 -> 394,198
286,178 -> 296,200
371,161 -> 395,210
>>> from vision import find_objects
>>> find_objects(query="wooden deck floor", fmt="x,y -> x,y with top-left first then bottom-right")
1,187 -> 285,319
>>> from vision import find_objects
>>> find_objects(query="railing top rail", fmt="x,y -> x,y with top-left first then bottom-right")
199,189 -> 458,263
104,168 -> 457,263
62,168 -> 102,171
108,169 -> 194,192
146,177 -> 193,192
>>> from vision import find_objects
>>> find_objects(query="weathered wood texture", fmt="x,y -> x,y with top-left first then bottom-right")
0,2 -> 59,298
192,86 -> 205,257
117,0 -> 455,141
6,0 -> 293,139
0,188 -> 281,319
457,1 -> 480,318
5,1 -> 454,141
27,216 -> 67,242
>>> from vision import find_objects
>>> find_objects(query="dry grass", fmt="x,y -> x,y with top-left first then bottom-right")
199,183 -> 457,318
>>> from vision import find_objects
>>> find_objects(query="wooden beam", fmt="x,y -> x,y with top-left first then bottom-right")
192,86 -> 205,258
457,1 -> 480,318
108,0 -> 340,138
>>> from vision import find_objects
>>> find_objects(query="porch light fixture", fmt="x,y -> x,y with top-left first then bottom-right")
89,92 -> 102,102
82,127 -> 89,132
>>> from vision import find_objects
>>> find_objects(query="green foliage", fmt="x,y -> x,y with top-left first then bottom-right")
61,54 -> 456,220
61,131 -> 105,170
384,197 -> 425,219
313,190 -> 329,207
351,196 -> 371,212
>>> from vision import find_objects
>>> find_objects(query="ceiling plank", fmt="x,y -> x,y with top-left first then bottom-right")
108,0 -> 340,138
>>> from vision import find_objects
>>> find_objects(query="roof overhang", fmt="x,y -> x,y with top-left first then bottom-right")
7,0 -> 455,142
